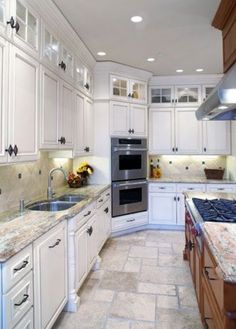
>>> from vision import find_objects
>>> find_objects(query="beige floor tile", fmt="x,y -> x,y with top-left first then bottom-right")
158,247 -> 174,255
106,318 -> 130,329
78,278 -> 100,301
142,258 -> 158,266
158,254 -> 187,267
140,266 -> 192,285
110,292 -> 156,322
99,271 -> 138,291
123,258 -> 142,273
131,321 -> 155,329
178,286 -> 198,308
93,289 -> 115,302
129,246 -> 158,259
138,282 -> 176,296
157,295 -> 179,309
156,308 -> 203,329
100,250 -> 129,271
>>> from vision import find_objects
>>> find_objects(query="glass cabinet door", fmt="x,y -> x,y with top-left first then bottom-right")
15,0 -> 38,50
175,86 -> 200,105
130,80 -> 147,103
0,0 -> 6,27
202,85 -> 215,102
75,58 -> 85,89
43,28 -> 59,67
84,67 -> 93,94
61,46 -> 74,79
150,87 -> 173,105
111,75 -> 129,99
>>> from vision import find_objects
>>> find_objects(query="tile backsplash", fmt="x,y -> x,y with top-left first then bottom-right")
0,152 -> 72,213
149,155 -> 227,178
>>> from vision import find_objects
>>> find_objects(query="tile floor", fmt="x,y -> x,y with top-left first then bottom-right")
53,230 -> 203,329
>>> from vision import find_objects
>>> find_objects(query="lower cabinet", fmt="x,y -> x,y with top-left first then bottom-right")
112,211 -> 148,233
75,225 -> 88,290
87,214 -> 99,270
34,221 -> 68,329
14,308 -> 34,329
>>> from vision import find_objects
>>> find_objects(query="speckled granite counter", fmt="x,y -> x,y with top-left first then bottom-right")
149,177 -> 236,184
0,184 -> 110,263
202,222 -> 236,283
185,191 -> 236,283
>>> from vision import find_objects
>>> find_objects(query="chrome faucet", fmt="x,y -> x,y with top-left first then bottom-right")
47,167 -> 67,199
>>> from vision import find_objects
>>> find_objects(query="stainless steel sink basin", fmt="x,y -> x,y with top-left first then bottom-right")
26,200 -> 77,212
57,194 -> 86,202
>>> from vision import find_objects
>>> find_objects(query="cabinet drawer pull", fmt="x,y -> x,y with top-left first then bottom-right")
13,260 -> 29,272
217,188 -> 224,191
177,196 -> 180,201
13,144 -> 18,156
87,226 -> 93,236
104,207 -> 109,214
188,188 -> 194,190
14,294 -> 29,307
159,187 -> 166,190
99,199 -> 103,203
49,239 -> 61,249
204,266 -> 217,280
188,240 -> 194,251
5,144 -> 14,156
127,218 -> 135,222
84,211 -> 91,217
106,193 -> 110,197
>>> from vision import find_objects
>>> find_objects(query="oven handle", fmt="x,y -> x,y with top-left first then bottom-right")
113,147 -> 148,152
113,181 -> 148,187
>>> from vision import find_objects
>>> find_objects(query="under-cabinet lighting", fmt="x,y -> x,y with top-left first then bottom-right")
97,51 -> 106,56
147,58 -> 155,62
196,68 -> 204,72
130,16 -> 143,23
176,69 -> 184,73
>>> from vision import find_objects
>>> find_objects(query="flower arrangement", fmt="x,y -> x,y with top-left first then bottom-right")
67,162 -> 93,188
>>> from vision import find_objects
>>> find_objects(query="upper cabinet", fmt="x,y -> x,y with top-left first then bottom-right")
0,0 -> 9,37
59,44 -> 74,83
202,85 -> 215,102
42,25 -> 60,70
202,121 -> 231,155
75,57 -> 93,97
150,85 -> 201,106
110,75 -> 147,104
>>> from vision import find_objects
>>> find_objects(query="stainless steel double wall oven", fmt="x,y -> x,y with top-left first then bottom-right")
111,138 -> 148,217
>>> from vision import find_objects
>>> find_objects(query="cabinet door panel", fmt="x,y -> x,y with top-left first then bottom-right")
149,193 -> 177,225
0,37 -> 8,163
60,81 -> 74,148
149,108 -> 175,154
74,92 -> 85,155
110,101 -> 130,136
130,104 -> 147,137
130,80 -> 147,103
40,67 -> 60,149
87,215 -> 98,270
175,108 -> 202,154
176,193 -> 185,225
8,46 -> 38,162
75,226 -> 87,290
203,121 -> 231,155
84,98 -> 94,154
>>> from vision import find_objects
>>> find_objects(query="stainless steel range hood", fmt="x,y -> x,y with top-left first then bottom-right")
196,63 -> 236,121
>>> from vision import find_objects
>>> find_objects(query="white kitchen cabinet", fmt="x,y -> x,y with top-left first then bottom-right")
60,80 -> 74,149
175,107 -> 202,154
149,108 -> 175,154
87,214 -> 99,270
206,184 -> 236,193
0,0 -> 9,37
175,85 -> 201,106
97,199 -> 111,251
8,45 -> 39,162
14,308 -> 34,329
202,121 -> 231,155
112,211 -> 148,233
202,85 -> 215,102
149,192 -> 177,225
150,86 -> 174,106
0,36 -> 8,164
74,91 -> 94,155
110,75 -> 147,104
34,221 -> 67,329
58,44 -> 74,83
74,225 -> 88,290
41,24 -> 60,71
110,101 -> 147,137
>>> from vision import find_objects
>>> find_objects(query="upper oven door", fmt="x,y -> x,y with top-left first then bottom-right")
111,148 -> 147,181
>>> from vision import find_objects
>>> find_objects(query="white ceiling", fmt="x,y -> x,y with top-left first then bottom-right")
53,0 -> 223,75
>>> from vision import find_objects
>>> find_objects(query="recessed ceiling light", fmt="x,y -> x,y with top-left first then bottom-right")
196,68 -> 204,72
176,69 -> 184,73
147,58 -> 155,62
97,51 -> 106,56
131,16 -> 143,23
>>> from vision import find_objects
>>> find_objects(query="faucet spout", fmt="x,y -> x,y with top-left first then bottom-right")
47,167 -> 67,199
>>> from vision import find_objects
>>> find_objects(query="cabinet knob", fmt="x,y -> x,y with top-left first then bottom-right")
84,83 -> 90,90
204,147 -> 206,152
7,17 -> 20,32
5,144 -> 13,156
84,146 -> 90,152
87,226 -> 93,236
172,147 -> 175,152
175,147 -> 178,152
59,61 -> 66,71
131,129 -> 134,134
13,144 -> 18,156
104,207 -> 109,214
128,93 -> 131,97
128,129 -> 132,134
49,239 -> 61,249
58,137 -> 66,144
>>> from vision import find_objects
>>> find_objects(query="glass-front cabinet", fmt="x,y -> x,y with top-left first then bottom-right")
110,75 -> 147,103
84,66 -> 93,95
60,45 -> 74,80
175,86 -> 201,106
202,85 -> 215,102
75,58 -> 93,96
150,86 -> 174,106
42,27 -> 60,68
0,0 -> 8,36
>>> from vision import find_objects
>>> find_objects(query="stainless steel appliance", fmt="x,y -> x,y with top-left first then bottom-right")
111,137 -> 147,181
112,180 -> 148,217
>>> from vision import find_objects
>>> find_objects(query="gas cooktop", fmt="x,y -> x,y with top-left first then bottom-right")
192,198 -> 236,223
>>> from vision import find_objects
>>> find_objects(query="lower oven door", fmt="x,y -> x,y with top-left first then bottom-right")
112,180 -> 148,217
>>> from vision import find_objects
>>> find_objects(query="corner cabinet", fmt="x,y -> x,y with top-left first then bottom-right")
34,221 -> 68,329
110,101 -> 147,137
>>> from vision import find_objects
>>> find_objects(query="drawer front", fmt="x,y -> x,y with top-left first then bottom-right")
14,308 -> 34,329
206,184 -> 236,193
112,212 -> 148,232
2,245 -> 33,293
149,183 -> 176,193
203,244 -> 223,311
96,189 -> 111,208
74,203 -> 96,231
177,183 -> 206,193
2,271 -> 33,329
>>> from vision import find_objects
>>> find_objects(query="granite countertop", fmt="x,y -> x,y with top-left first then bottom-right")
185,191 -> 236,283
202,223 -> 236,283
0,184 -> 110,263
149,177 -> 236,184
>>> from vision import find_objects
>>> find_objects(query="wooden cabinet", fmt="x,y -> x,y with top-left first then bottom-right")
110,101 -> 147,137
34,221 -> 67,329
8,45 -> 39,162
111,75 -> 147,104
74,91 -> 94,155
149,107 -> 201,155
202,121 -> 231,155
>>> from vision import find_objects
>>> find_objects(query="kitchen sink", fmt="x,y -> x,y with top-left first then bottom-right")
26,200 -> 77,212
57,194 -> 86,202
